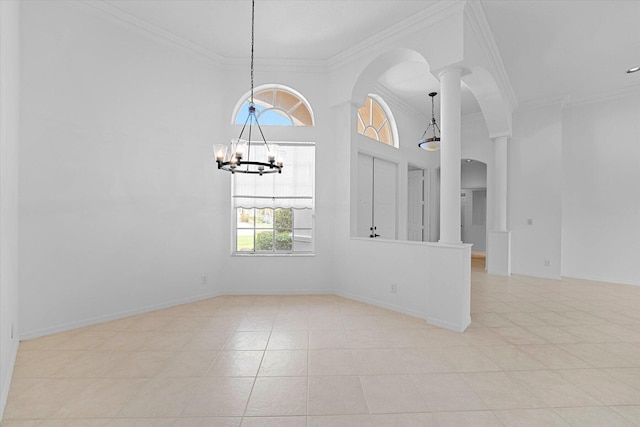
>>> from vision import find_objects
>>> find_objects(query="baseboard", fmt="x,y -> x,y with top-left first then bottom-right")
512,270 -> 561,280
334,290 -> 427,321
0,338 -> 19,420
20,290 -> 223,341
426,315 -> 470,333
562,273 -> 640,288
218,288 -> 334,296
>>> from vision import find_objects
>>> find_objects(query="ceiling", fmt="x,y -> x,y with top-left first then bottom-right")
102,0 -> 640,116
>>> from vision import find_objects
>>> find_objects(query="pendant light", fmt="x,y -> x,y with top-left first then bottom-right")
418,92 -> 441,152
213,0 -> 283,175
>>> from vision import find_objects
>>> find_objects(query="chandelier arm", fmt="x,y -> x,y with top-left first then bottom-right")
237,107 -> 253,142
246,113 -> 254,172
254,118 -> 271,151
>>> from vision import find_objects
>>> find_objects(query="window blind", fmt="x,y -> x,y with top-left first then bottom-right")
233,143 -> 314,210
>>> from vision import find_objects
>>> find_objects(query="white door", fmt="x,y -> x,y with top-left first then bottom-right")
408,169 -> 424,241
373,157 -> 397,239
357,153 -> 397,239
357,153 -> 374,238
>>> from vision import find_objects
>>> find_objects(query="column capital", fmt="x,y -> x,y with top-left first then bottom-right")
438,67 -> 462,80
491,134 -> 511,143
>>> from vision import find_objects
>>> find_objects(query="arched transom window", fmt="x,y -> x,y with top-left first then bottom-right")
234,85 -> 314,126
357,95 -> 396,147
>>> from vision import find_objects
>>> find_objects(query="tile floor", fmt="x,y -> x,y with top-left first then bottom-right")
3,259 -> 640,426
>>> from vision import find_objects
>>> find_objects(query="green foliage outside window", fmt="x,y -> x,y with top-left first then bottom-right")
253,209 -> 293,251
274,209 -> 292,229
256,230 -> 274,251
237,207 -> 309,253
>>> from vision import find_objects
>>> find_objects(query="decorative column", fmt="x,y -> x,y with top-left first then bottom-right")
493,136 -> 508,231
438,67 -> 462,244
488,135 -> 511,275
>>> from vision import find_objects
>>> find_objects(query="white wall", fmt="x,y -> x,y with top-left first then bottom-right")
461,161 -> 487,188
19,2 -> 338,338
19,1 -> 224,337
509,105 -> 562,278
562,92 -> 640,286
0,0 -> 20,417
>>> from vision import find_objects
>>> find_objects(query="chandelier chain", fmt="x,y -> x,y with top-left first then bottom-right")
213,0 -> 282,175
250,0 -> 255,105
431,95 -> 435,122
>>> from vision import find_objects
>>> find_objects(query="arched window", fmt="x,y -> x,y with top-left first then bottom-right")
231,84 -> 315,254
357,94 -> 397,147
233,85 -> 314,126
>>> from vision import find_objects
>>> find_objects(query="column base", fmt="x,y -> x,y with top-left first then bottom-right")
488,231 -> 511,276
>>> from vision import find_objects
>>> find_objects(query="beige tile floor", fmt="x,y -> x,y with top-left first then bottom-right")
3,259 -> 640,426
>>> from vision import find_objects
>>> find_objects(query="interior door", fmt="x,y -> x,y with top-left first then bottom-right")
408,169 -> 424,241
357,153 -> 397,239
357,153 -> 374,238
372,157 -> 397,239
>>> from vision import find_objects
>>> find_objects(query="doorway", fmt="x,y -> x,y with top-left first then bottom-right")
407,165 -> 430,242
461,159 -> 487,267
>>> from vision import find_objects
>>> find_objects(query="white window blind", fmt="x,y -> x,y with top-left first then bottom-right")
233,143 -> 315,210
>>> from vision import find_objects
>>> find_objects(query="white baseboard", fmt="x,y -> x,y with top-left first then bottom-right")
426,315 -> 471,333
218,288 -> 333,296
513,271 -> 562,280
20,290 -> 223,341
334,290 -> 427,321
562,273 -> 640,288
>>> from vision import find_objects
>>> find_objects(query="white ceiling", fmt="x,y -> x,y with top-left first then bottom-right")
102,0 -> 640,115
103,0 -> 438,60
482,0 -> 640,107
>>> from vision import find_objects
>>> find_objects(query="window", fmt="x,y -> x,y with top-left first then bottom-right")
234,86 -> 314,126
231,84 -> 315,254
357,95 -> 396,147
233,142 -> 315,254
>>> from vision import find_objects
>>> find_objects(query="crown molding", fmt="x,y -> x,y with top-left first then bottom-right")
72,0 -> 226,66
73,1 -> 329,73
464,1 -> 518,111
327,0 -> 466,72
563,84 -> 640,108
515,95 -> 565,113
514,84 -> 640,114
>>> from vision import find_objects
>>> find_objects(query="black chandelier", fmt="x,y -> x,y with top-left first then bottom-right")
418,91 -> 441,151
213,0 -> 283,175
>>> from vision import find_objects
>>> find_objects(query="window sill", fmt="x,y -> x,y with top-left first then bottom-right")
232,252 -> 315,257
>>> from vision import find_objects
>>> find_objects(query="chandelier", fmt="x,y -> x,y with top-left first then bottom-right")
418,91 -> 441,151
213,0 -> 283,175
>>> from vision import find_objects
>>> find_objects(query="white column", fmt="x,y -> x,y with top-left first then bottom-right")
488,135 -> 511,276
493,136 -> 509,231
438,68 -> 462,244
